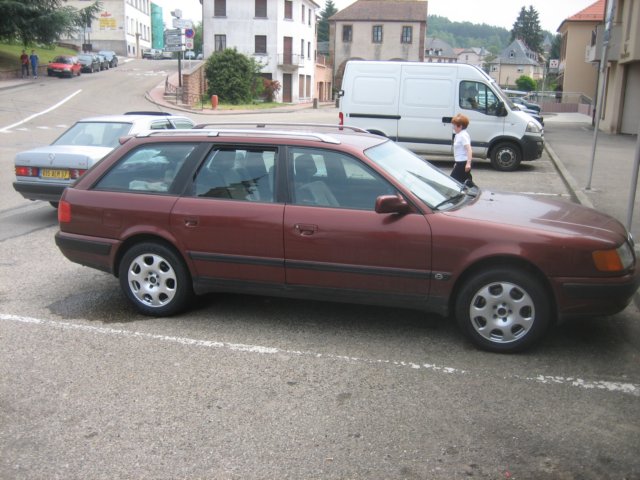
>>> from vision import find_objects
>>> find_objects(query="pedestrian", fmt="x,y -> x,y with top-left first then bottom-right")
20,50 -> 29,78
450,113 -> 474,186
29,50 -> 39,79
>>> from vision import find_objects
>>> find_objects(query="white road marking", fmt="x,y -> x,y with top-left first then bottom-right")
2,313 -> 638,396
0,90 -> 82,133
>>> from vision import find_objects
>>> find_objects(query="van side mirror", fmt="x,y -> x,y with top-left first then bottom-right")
375,194 -> 410,214
337,89 -> 344,98
496,101 -> 507,116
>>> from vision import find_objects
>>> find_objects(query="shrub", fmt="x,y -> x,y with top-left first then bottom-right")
205,48 -> 263,104
515,75 -> 537,92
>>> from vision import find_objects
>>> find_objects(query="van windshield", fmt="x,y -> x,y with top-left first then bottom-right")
365,141 -> 464,209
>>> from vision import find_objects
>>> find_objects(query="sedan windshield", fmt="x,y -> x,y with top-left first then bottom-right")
365,140 -> 467,209
53,122 -> 133,148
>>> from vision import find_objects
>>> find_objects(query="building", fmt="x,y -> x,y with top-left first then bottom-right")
202,0 -> 320,104
328,0 -> 427,88
557,0 -> 605,103
455,46 -> 488,69
585,0 -> 639,134
61,0 -> 154,57
150,3 -> 165,51
486,39 -> 544,88
424,37 -> 456,63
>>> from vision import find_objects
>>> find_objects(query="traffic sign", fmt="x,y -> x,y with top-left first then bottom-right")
185,38 -> 194,50
164,45 -> 185,52
185,28 -> 195,39
173,18 -> 193,29
165,36 -> 183,45
165,28 -> 182,36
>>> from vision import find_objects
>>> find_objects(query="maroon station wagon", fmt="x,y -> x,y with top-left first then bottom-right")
55,124 -> 639,352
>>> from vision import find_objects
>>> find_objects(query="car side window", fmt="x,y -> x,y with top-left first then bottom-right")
149,120 -> 173,130
192,147 -> 276,202
171,119 -> 195,129
290,148 -> 396,210
94,143 -> 196,193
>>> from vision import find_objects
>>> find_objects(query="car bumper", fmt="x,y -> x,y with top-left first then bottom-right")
55,231 -> 118,275
522,134 -> 544,161
554,266 -> 640,318
13,181 -> 67,202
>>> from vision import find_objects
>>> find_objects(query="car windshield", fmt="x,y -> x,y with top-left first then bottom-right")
53,56 -> 73,64
365,140 -> 467,209
53,121 -> 133,148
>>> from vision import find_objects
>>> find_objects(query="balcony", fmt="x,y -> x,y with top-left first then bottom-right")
585,23 -> 621,63
277,53 -> 304,72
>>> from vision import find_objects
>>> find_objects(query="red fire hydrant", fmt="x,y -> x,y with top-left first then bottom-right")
211,95 -> 218,110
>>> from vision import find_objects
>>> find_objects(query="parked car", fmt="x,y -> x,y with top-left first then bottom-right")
13,112 -> 195,208
510,96 -> 541,113
162,50 -> 174,59
98,50 -> 118,68
142,48 -> 163,60
54,123 -> 639,353
512,104 -> 544,126
96,53 -> 110,70
77,53 -> 100,73
47,55 -> 81,78
184,51 -> 196,59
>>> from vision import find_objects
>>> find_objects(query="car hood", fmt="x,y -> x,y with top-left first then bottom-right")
15,145 -> 113,169
447,190 -> 627,244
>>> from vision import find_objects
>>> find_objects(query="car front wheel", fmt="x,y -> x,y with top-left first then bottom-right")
118,242 -> 193,316
490,142 -> 521,171
455,267 -> 552,353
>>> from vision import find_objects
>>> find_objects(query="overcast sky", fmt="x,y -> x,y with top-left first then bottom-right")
152,0 -> 599,34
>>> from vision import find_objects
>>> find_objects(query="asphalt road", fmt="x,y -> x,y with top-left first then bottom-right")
1,60 -> 639,479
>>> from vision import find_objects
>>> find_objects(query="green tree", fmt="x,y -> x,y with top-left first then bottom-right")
511,6 -> 544,54
515,75 -> 537,91
76,1 -> 103,49
318,0 -> 337,43
0,0 -> 84,46
205,48 -> 263,104
194,22 -> 203,56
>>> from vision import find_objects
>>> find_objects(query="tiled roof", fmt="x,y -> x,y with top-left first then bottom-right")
558,0 -> 605,30
425,37 -> 456,57
329,0 -> 428,22
488,39 -> 540,66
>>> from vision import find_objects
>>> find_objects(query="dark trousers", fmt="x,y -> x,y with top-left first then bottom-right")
21,64 -> 29,77
451,162 -> 472,184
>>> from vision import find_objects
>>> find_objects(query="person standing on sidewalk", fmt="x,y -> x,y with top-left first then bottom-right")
450,113 -> 474,185
20,50 -> 29,78
29,50 -> 39,79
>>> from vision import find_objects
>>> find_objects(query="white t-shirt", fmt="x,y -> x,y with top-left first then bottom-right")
453,129 -> 471,162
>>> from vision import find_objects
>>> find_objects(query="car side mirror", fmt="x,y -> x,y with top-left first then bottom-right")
375,194 -> 410,214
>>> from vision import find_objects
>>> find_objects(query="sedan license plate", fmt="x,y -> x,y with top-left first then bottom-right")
41,168 -> 69,179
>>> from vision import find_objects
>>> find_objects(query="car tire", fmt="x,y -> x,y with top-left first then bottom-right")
454,267 -> 552,353
490,142 -> 521,171
118,242 -> 193,317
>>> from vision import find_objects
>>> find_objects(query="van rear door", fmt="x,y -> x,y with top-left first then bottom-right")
397,64 -> 456,155
340,62 -> 400,139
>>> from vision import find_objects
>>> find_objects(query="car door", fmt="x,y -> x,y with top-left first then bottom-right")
283,147 -> 432,303
170,145 -> 285,287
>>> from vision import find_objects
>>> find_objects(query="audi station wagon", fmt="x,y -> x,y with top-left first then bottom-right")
55,124 -> 639,352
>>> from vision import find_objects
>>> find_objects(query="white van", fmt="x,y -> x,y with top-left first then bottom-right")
338,61 -> 544,171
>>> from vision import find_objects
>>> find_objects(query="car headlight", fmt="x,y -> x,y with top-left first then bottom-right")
592,242 -> 635,272
525,121 -> 542,134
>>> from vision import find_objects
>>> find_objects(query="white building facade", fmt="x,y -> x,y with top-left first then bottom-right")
202,0 -> 319,103
61,0 -> 153,57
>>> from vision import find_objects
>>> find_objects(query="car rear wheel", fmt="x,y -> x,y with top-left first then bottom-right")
455,267 -> 551,353
118,242 -> 193,317
490,142 -> 521,171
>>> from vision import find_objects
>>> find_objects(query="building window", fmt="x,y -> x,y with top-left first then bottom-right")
215,34 -> 226,52
401,26 -> 412,44
255,0 -> 267,18
214,0 -> 226,17
307,41 -> 311,59
342,25 -> 352,42
301,5 -> 305,23
255,35 -> 267,54
284,0 -> 292,19
301,39 -> 305,58
372,25 -> 383,43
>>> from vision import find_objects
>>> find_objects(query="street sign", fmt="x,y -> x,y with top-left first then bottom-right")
184,28 -> 195,39
165,36 -> 183,45
164,45 -> 185,52
185,38 -> 194,50
173,18 -> 193,29
165,28 -> 182,36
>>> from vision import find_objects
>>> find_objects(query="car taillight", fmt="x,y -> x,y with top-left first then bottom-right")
69,169 -> 87,179
58,200 -> 71,223
339,111 -> 344,126
15,166 -> 39,177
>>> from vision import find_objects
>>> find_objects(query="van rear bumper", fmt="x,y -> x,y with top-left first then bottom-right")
522,134 -> 544,161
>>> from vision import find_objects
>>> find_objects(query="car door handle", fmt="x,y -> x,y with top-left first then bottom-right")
184,217 -> 199,227
294,223 -> 317,236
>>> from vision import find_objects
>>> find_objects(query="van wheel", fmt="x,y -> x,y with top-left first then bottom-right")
118,242 -> 193,316
455,267 -> 551,353
490,142 -> 521,171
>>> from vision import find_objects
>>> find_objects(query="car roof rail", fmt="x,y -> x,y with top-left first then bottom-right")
193,122 -> 367,134
135,128 -> 342,144
124,111 -> 173,116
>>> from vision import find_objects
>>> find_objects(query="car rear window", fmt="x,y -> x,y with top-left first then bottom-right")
54,122 -> 133,148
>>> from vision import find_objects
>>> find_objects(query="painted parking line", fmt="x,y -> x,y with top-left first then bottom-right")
1,313 -> 638,396
0,90 -> 82,133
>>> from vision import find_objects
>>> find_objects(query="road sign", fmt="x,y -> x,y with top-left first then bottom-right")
185,38 -> 194,50
173,18 -> 193,29
164,45 -> 185,52
165,28 -> 182,36
185,28 -> 195,39
165,36 -> 183,45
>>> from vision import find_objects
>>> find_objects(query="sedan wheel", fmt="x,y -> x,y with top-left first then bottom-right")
119,242 -> 193,316
455,267 -> 551,352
